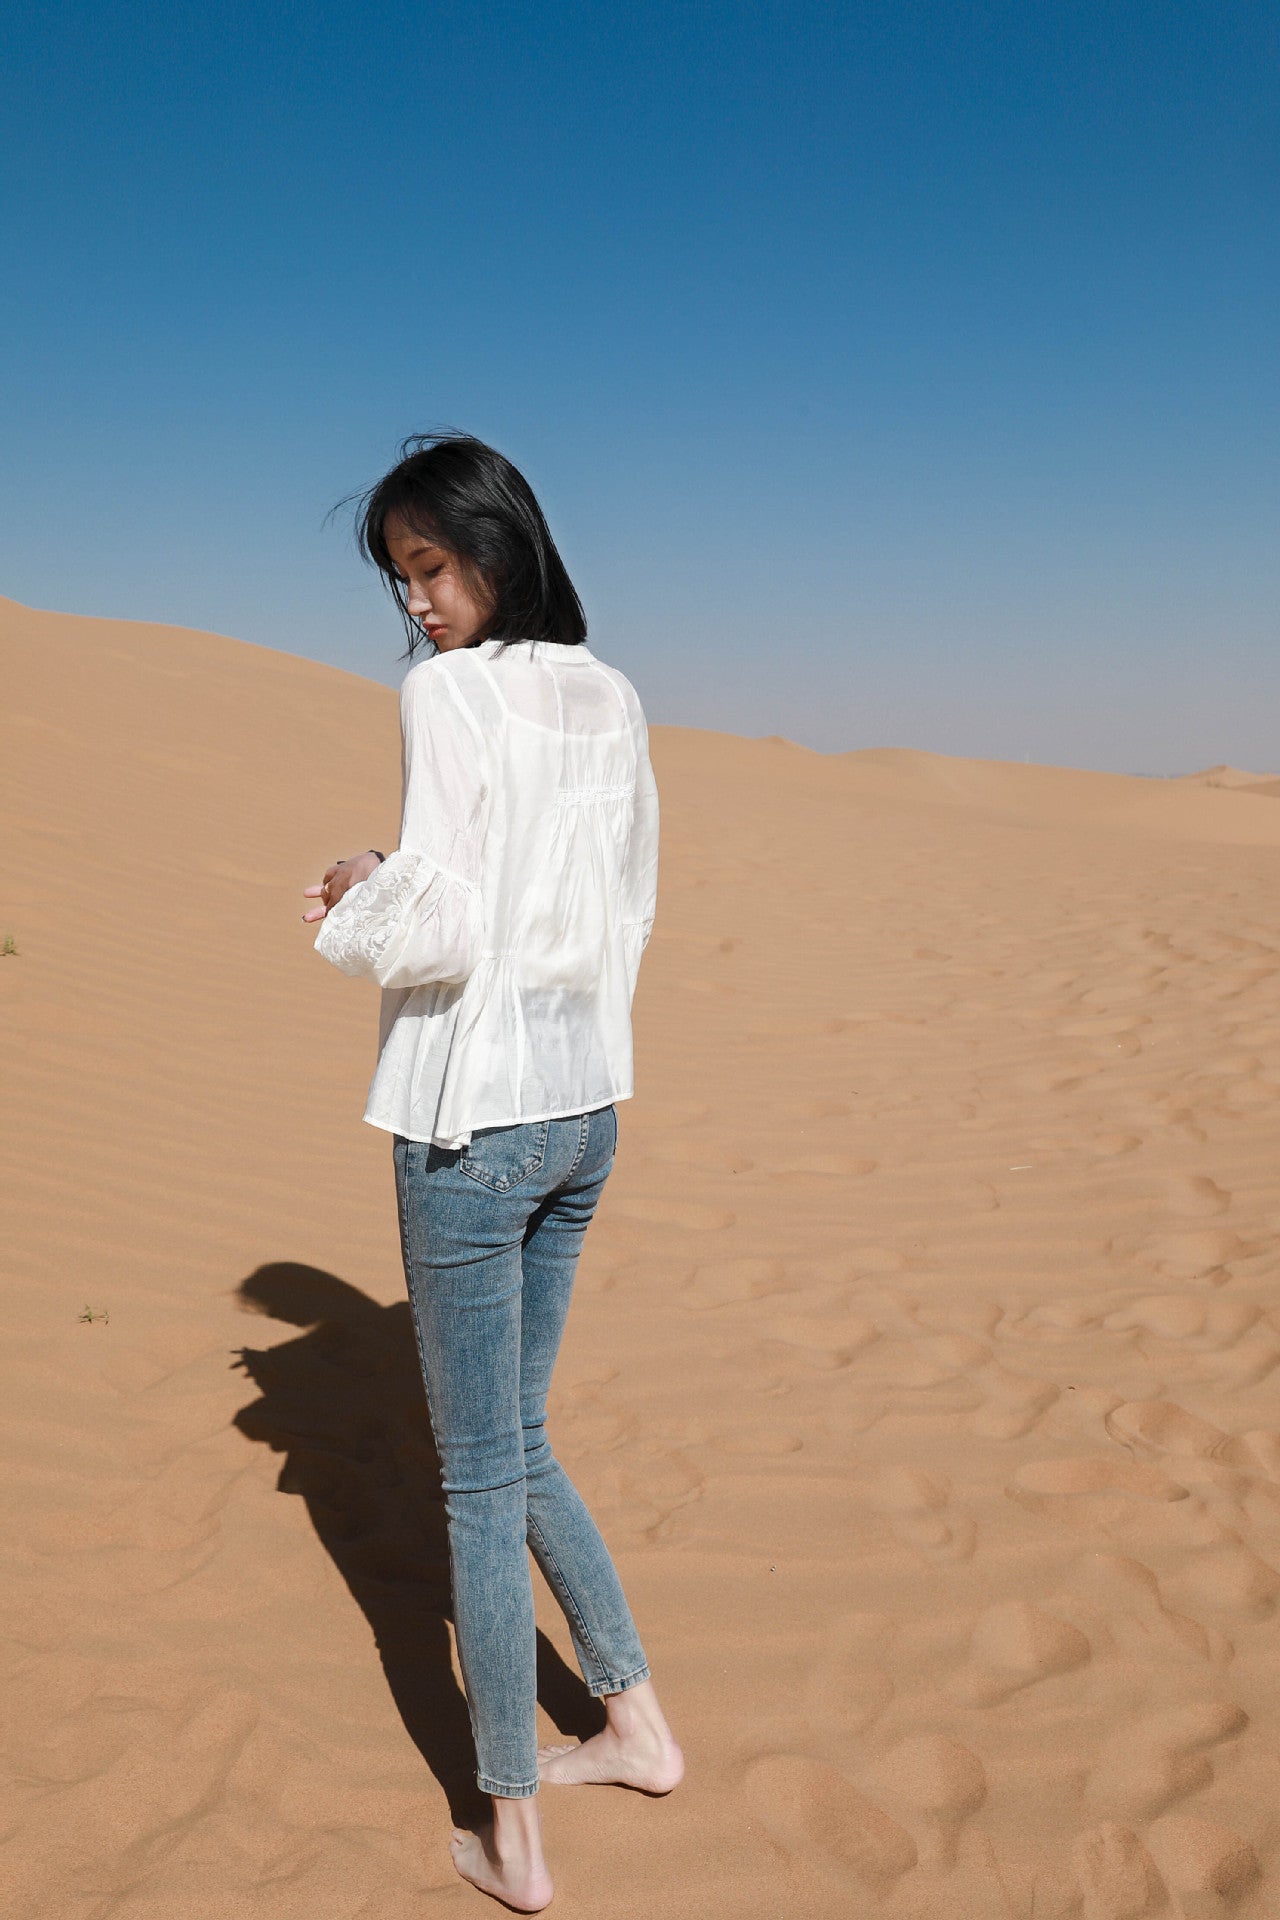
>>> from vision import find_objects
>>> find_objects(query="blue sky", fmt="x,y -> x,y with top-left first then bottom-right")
2,1 -> 1276,769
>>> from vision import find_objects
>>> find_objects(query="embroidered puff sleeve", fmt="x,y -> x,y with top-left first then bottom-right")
315,661 -> 488,990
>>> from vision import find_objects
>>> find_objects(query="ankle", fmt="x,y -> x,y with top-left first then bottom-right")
603,1680 -> 668,1741
491,1794 -> 542,1851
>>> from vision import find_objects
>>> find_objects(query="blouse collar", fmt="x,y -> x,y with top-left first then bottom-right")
473,638 -> 596,659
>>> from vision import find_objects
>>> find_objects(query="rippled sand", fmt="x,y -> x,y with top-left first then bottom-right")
4,593 -> 1280,1917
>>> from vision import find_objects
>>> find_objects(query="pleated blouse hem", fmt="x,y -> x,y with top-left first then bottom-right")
361,1083 -> 635,1149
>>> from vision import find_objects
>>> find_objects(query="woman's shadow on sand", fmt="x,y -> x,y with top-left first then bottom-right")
232,1261 -> 605,1826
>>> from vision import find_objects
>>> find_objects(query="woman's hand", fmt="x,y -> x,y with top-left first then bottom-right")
302,850 -> 384,923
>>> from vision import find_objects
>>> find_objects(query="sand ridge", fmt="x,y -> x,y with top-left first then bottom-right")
4,594 -> 1280,1917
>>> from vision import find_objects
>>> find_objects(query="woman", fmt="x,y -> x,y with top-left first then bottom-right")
303,434 -> 682,1911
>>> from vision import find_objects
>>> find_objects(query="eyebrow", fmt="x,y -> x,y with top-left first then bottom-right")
400,541 -> 443,562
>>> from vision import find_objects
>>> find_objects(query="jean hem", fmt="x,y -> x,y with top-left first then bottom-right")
477,1774 -> 540,1799
586,1663 -> 651,1700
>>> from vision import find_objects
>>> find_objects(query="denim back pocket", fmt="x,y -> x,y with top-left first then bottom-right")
459,1118 -> 550,1193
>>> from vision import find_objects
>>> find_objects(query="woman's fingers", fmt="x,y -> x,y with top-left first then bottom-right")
302,856 -> 363,924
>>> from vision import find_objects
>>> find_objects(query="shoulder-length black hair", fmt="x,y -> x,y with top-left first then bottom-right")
351,432 -> 587,658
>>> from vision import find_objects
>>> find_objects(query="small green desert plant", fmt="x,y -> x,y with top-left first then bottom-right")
2,935 -> 16,956
78,1305 -> 109,1325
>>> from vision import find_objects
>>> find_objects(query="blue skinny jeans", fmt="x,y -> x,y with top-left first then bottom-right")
393,1105 -> 650,1797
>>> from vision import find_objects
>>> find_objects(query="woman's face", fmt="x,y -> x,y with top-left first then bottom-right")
385,515 -> 493,652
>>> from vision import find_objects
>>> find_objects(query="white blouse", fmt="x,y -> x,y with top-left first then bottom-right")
315,638 -> 659,1148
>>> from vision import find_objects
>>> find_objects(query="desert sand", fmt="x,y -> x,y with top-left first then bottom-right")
4,590 -> 1280,1919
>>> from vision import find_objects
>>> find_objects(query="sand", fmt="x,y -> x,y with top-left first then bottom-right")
4,590 -> 1280,1919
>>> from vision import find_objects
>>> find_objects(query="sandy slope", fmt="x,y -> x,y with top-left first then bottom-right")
1179,766 -> 1279,794
4,592 -> 1280,1919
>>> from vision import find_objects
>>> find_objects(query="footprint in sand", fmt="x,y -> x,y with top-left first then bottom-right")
762,1306 -> 880,1366
869,1464 -> 977,1562
970,1363 -> 1060,1440
743,1754 -> 916,1890
1233,1429 -> 1280,1479
681,1256 -> 788,1309
1012,1454 -> 1188,1505
1166,1540 -> 1280,1622
1086,1700 -> 1247,1822
1204,1325 -> 1280,1389
870,1732 -> 987,1870
1106,1304 -> 1280,1389
853,1330 -> 992,1393
1164,1175 -> 1232,1217
1072,1551 -> 1225,1664
947,1599 -> 1091,1706
1013,1298 -> 1108,1335
1130,1227 -> 1255,1284
1105,1399 -> 1229,1461
1072,1822 -> 1163,1920
1146,1812 -> 1259,1913
1105,1297 -> 1261,1349
1093,1132 -> 1145,1156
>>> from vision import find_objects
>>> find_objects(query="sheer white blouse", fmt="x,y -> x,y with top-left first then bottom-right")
314,638 -> 659,1148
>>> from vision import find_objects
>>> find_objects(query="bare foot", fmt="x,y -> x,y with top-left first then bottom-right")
538,1680 -> 684,1793
449,1819 -> 553,1912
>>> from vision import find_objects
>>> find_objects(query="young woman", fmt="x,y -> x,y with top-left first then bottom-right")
302,435 -> 682,1911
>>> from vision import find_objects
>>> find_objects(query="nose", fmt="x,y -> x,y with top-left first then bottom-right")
406,582 -> 430,616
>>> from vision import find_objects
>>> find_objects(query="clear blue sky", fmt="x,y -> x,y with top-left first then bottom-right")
2,1 -> 1276,769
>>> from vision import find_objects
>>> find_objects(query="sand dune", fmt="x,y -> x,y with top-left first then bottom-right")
4,591 -> 1280,1917
1179,765 -> 1278,792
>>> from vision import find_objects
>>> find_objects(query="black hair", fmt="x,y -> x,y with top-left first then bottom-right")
351,432 -> 587,658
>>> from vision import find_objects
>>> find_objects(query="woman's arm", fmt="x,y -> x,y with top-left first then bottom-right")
620,711 -> 659,997
312,664 -> 490,990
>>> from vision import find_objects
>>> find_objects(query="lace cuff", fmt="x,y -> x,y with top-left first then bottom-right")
315,850 -> 482,989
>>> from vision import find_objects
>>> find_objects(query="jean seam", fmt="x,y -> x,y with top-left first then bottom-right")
586,1662 -> 651,1699
460,1117 -> 550,1192
394,1146 -> 430,1390
525,1508 -> 608,1683
566,1111 -> 590,1178
477,1774 -> 540,1798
